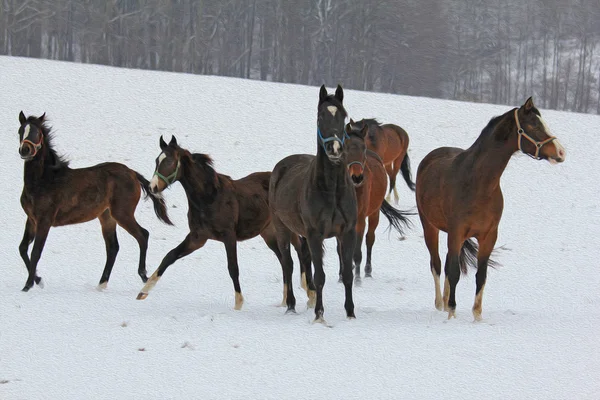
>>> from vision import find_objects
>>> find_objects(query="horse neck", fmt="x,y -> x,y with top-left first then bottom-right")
23,146 -> 58,190
464,117 -> 518,191
178,154 -> 218,206
314,146 -> 347,191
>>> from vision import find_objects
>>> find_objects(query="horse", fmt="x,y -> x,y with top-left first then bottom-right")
17,112 -> 172,292
340,123 -> 413,282
268,84 -> 358,323
347,118 -> 415,203
136,135 -> 308,310
415,97 -> 566,321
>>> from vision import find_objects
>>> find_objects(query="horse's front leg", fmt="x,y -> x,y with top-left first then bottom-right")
19,218 -> 43,289
306,232 -> 326,322
22,221 -> 51,292
353,218 -> 366,285
339,228 -> 357,319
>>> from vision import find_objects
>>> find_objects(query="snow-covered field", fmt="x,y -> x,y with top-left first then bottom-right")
0,56 -> 598,399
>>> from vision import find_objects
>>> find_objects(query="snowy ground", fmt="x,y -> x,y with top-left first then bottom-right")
0,56 -> 598,399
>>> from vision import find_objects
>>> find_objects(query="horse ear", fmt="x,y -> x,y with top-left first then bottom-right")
39,112 -> 46,122
350,118 -> 355,124
335,85 -> 344,102
359,125 -> 368,138
523,97 -> 535,113
345,122 -> 352,132
19,111 -> 26,125
159,135 -> 167,150
319,85 -> 328,103
169,135 -> 178,146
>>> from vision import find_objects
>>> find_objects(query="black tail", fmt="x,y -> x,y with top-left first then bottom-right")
379,200 -> 414,236
459,239 -> 500,275
400,154 -> 416,191
135,172 -> 173,226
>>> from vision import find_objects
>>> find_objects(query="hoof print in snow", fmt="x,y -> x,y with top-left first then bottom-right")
181,342 -> 195,350
0,380 -> 10,384
120,322 -> 128,328
138,348 -> 146,352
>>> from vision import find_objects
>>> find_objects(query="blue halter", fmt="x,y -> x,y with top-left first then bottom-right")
317,127 -> 350,152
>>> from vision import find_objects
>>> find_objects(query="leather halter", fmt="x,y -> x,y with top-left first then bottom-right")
20,129 -> 44,158
154,161 -> 180,186
514,109 -> 556,160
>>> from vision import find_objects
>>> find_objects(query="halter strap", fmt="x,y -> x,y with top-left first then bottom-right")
514,109 -> 556,160
317,127 -> 350,152
20,133 -> 44,157
154,161 -> 180,186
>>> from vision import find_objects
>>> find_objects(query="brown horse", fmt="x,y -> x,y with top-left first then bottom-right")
342,124 -> 413,282
17,112 -> 172,292
416,98 -> 566,321
136,136 -> 307,310
348,118 -> 415,203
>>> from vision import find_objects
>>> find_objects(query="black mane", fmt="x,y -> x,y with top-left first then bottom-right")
358,118 -> 381,127
26,117 -> 70,169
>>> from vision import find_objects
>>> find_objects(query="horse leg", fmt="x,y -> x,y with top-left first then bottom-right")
112,211 -> 149,283
353,218 -> 366,284
19,218 -> 42,288
364,211 -> 380,278
273,218 -> 296,314
385,164 -> 395,202
22,221 -> 51,292
292,235 -> 315,308
137,232 -> 207,300
340,228 -> 357,319
391,155 -> 403,203
223,235 -> 244,310
306,232 -> 327,322
473,229 -> 498,321
259,227 -> 287,306
444,233 -> 463,319
97,210 -> 119,290
337,239 -> 343,283
420,216 -> 442,310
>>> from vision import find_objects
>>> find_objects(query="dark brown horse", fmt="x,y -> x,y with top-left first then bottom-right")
136,136 -> 307,310
348,118 -> 415,203
269,84 -> 358,323
17,112 -> 172,292
342,124 -> 413,282
416,98 -> 566,321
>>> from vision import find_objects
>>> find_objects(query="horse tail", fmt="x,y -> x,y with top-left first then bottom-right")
459,239 -> 500,275
400,153 -> 416,191
379,200 -> 414,236
135,172 -> 173,226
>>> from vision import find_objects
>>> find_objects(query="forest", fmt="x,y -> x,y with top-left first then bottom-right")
2,0 -> 600,114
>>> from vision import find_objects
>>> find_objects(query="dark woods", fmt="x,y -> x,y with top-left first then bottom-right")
2,0 -> 600,113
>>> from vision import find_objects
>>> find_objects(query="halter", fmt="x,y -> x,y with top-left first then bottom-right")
154,161 -> 180,186
317,127 -> 350,153
20,131 -> 44,158
514,109 -> 556,160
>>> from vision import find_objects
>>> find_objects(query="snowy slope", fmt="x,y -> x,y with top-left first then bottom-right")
0,56 -> 598,399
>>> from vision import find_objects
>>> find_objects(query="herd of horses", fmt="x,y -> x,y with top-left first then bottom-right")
16,84 -> 566,323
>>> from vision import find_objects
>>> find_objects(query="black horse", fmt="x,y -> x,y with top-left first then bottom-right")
269,84 -> 358,323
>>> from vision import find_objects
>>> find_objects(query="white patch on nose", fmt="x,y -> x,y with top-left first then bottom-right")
150,174 -> 160,191
333,141 -> 341,154
537,114 -> 566,162
327,106 -> 337,116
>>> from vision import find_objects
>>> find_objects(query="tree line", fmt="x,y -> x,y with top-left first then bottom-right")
2,0 -> 600,114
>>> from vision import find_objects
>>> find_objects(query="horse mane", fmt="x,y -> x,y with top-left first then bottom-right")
358,118 -> 381,127
26,117 -> 70,170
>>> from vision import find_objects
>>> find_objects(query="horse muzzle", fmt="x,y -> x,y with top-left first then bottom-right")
351,173 -> 365,186
19,143 -> 35,160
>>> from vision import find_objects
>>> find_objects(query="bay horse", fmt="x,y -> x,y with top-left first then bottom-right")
136,135 -> 307,310
347,118 -> 415,203
416,97 -> 566,321
17,112 -> 172,292
341,123 -> 413,282
269,84 -> 358,323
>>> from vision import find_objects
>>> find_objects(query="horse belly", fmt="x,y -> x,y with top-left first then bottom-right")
54,189 -> 110,226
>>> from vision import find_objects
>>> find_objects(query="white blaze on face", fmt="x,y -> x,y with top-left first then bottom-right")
23,124 -> 31,141
537,114 -> 566,162
150,152 -> 167,191
327,106 -> 338,116
332,140 -> 341,154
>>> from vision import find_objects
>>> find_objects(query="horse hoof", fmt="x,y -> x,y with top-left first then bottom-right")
97,282 -> 108,291
140,275 -> 148,283
473,311 -> 483,322
285,307 -> 296,315
337,276 -> 343,283
354,278 -> 362,287
347,315 -> 356,320
435,302 -> 443,311
21,285 -> 31,292
36,278 -> 44,289
447,309 -> 456,320
365,272 -> 372,278
136,292 -> 148,300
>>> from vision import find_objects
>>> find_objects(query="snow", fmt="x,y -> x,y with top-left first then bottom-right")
0,56 -> 598,399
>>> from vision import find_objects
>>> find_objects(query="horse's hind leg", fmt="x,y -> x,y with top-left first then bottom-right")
473,228 -> 497,321
112,210 -> 149,283
353,218 -> 366,284
273,218 -> 296,313
444,232 -> 463,319
19,218 -> 43,288
97,210 -> 120,290
385,164 -> 395,202
306,232 -> 327,321
364,211 -> 380,278
420,215 -> 442,310
260,227 -> 287,306
291,234 -> 315,308
223,234 -> 245,310
390,155 -> 404,203
137,232 -> 207,300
